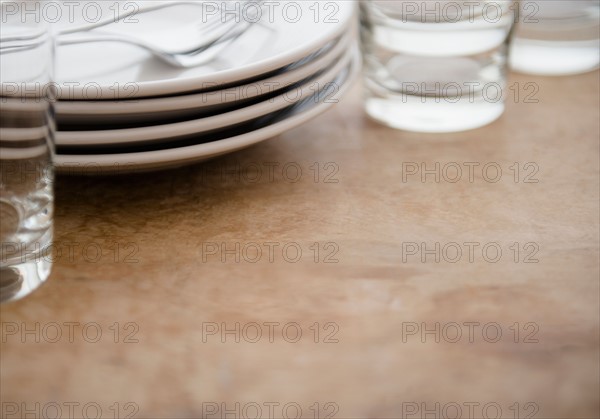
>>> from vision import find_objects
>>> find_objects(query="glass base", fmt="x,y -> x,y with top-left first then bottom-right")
0,257 -> 52,303
364,96 -> 505,133
510,39 -> 600,76
1,229 -> 53,304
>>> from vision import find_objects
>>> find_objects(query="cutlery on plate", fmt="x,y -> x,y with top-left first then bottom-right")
1,0 -> 270,68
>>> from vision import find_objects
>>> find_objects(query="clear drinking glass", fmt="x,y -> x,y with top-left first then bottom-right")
360,0 -> 517,133
0,0 -> 54,303
510,0 -> 600,76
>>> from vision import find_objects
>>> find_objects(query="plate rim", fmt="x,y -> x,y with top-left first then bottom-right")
55,48 -> 360,173
56,30 -> 353,119
56,43 -> 354,146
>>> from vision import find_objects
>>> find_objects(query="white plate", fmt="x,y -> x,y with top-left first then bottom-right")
55,48 -> 360,173
53,1 -> 356,100
56,31 -> 353,124
56,44 -> 354,147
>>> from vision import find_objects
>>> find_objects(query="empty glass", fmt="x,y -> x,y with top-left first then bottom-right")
510,0 -> 600,75
1,0 -> 54,303
360,0 -> 517,133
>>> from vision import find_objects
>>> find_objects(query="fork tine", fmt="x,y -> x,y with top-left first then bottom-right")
199,0 -> 267,35
198,1 -> 244,35
187,2 -> 267,57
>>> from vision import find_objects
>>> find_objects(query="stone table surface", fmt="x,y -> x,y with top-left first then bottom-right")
1,72 -> 599,419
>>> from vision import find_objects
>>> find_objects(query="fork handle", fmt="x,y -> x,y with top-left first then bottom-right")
59,1 -> 232,36
0,0 -> 255,43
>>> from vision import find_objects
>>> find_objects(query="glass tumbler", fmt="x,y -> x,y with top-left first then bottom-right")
510,0 -> 600,76
1,0 -> 54,303
360,0 -> 517,133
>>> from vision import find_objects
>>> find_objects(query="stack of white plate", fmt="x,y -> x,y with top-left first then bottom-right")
52,1 -> 358,173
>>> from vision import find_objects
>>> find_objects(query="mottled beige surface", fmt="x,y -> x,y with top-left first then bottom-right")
1,72 -> 599,419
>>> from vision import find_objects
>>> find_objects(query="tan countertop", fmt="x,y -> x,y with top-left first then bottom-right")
1,71 -> 599,419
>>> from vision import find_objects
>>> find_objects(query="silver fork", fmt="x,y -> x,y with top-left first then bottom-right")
0,1 -> 241,42
1,0 -> 269,68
